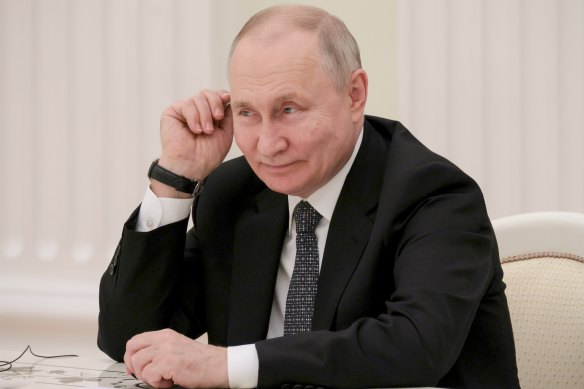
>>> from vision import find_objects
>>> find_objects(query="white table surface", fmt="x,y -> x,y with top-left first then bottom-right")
0,349 -> 141,388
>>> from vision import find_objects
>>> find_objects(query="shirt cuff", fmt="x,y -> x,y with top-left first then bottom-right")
136,186 -> 194,232
227,344 -> 259,388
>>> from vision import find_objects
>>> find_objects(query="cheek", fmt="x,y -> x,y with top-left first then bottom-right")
302,122 -> 339,154
233,127 -> 255,154
308,127 -> 352,167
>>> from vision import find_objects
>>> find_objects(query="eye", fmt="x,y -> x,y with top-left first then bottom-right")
239,110 -> 253,117
283,106 -> 298,114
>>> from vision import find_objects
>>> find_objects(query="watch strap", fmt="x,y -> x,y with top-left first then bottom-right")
147,159 -> 204,196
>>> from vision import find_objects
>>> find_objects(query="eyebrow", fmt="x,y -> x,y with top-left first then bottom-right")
231,93 -> 300,111
275,93 -> 299,104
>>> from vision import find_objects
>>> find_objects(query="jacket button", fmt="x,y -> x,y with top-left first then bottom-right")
280,384 -> 291,389
293,385 -> 304,389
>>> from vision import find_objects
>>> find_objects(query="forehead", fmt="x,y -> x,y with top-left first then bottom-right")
228,29 -> 325,97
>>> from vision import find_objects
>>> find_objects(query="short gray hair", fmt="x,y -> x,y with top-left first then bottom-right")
229,4 -> 362,91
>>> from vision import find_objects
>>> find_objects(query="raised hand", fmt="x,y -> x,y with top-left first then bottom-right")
153,90 -> 234,198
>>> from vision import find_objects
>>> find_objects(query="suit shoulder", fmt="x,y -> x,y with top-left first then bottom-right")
366,117 -> 493,246
365,116 -> 487,228
366,116 -> 452,167
366,115 -> 475,186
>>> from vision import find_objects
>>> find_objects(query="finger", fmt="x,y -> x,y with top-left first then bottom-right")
142,359 -> 174,389
124,330 -> 160,374
124,352 -> 134,376
129,345 -> 155,383
192,92 -> 216,134
218,90 -> 231,112
175,98 -> 203,134
202,89 -> 229,123
124,337 -> 141,375
126,332 -> 151,354
163,99 -> 202,136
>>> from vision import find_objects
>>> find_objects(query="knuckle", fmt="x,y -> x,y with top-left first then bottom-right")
161,328 -> 175,341
126,336 -> 135,348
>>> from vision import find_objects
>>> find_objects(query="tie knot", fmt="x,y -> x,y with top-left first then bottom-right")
294,201 -> 322,234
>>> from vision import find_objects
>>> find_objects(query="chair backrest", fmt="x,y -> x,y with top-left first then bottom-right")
492,212 -> 584,388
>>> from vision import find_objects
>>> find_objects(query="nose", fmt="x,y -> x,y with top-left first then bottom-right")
256,120 -> 288,157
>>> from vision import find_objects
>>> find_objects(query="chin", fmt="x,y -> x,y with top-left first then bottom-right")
253,164 -> 312,196
261,178 -> 305,196
264,182 -> 298,196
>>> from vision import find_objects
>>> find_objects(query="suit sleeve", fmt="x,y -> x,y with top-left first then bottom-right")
97,207 -> 206,361
255,160 -> 498,388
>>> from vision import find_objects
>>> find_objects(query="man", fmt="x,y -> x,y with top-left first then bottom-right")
98,4 -> 519,388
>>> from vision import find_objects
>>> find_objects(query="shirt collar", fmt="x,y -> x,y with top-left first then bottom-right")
287,128 -> 364,233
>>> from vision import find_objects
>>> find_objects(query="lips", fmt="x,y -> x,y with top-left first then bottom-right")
260,161 -> 298,173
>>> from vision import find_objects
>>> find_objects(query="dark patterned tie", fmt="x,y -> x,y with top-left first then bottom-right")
284,200 -> 322,336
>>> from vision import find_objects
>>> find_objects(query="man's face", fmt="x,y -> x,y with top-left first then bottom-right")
229,29 -> 362,198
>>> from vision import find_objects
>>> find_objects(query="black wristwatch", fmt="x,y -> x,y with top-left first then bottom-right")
147,159 -> 204,196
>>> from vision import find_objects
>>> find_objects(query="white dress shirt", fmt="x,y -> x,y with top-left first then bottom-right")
135,129 -> 363,388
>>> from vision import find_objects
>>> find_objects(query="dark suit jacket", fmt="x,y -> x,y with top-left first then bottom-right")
98,116 -> 519,388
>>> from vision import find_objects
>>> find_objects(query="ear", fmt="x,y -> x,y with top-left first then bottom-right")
348,69 -> 368,123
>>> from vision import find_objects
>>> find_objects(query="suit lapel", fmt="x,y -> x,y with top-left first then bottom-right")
227,189 -> 288,345
312,122 -> 389,330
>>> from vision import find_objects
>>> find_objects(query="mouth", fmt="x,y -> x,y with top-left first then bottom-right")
260,161 -> 297,173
